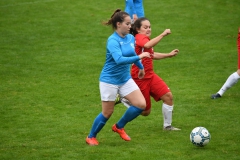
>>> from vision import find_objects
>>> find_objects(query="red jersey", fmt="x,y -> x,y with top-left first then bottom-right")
131,34 -> 155,79
238,33 -> 240,69
238,33 -> 240,54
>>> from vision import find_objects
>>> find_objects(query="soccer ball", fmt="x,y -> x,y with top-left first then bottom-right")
190,127 -> 211,147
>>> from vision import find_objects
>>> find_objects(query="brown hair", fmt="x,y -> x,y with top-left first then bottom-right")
130,17 -> 149,36
103,9 -> 130,30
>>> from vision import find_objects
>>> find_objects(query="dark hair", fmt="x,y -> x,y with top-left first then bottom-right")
103,9 -> 130,29
130,17 -> 149,36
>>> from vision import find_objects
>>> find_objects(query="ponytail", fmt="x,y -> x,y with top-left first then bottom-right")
103,9 -> 130,30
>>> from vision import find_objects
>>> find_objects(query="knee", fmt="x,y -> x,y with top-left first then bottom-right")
137,102 -> 146,110
132,100 -> 146,110
141,109 -> 150,116
102,110 -> 114,118
161,92 -> 173,106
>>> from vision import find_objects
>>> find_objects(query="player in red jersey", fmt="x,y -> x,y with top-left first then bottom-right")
211,27 -> 240,99
131,17 -> 180,130
116,17 -> 180,130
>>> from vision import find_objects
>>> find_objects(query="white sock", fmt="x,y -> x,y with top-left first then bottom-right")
162,103 -> 173,128
218,72 -> 240,96
121,97 -> 131,108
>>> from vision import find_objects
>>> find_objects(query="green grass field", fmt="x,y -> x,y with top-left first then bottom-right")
1,0 -> 240,159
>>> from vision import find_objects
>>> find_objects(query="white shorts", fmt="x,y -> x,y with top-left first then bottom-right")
99,78 -> 139,101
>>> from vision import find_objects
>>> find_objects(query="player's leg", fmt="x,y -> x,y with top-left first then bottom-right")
112,79 -> 145,141
115,78 -> 152,116
86,82 -> 116,145
135,0 -> 145,18
151,74 -> 180,130
134,78 -> 152,116
211,28 -> 240,99
211,71 -> 240,99
118,89 -> 146,123
118,78 -> 146,123
116,78 -> 152,116
211,55 -> 240,99
140,92 -> 151,116
115,94 -> 131,108
124,0 -> 134,19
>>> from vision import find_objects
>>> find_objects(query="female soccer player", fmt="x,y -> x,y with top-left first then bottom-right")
124,0 -> 144,23
116,17 -> 180,130
211,27 -> 240,99
131,17 -> 180,130
86,9 -> 150,146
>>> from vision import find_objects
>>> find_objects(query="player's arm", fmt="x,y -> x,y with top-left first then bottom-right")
132,14 -> 138,22
144,29 -> 171,49
112,52 -> 140,65
133,52 -> 150,67
109,39 -> 149,66
153,49 -> 179,60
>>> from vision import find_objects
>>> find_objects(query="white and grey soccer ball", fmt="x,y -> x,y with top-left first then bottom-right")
190,127 -> 211,147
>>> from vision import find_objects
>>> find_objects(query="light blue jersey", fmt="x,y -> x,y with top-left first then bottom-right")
99,32 -> 143,85
124,0 -> 145,19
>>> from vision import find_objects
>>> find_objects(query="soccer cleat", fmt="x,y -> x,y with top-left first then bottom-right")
112,124 -> 131,141
164,126 -> 181,131
211,93 -> 221,99
115,94 -> 122,105
86,136 -> 99,146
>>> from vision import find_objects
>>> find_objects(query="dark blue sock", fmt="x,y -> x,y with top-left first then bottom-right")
88,112 -> 108,138
116,106 -> 143,129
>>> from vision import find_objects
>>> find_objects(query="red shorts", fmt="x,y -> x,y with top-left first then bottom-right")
238,33 -> 240,69
133,74 -> 171,111
238,51 -> 240,69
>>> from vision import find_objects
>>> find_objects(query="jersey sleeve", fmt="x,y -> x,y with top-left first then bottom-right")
136,34 -> 149,47
133,60 -> 144,69
107,39 -> 143,68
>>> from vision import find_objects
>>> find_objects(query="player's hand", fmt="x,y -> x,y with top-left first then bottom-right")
168,49 -> 179,57
138,69 -> 145,79
161,29 -> 171,37
133,14 -> 138,23
139,52 -> 151,59
238,27 -> 240,33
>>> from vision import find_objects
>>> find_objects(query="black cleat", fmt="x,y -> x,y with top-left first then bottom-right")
164,126 -> 181,131
211,93 -> 221,99
115,94 -> 121,105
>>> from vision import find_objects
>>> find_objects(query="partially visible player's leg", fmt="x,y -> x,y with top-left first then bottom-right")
115,94 -> 131,108
211,28 -> 240,99
86,82 -> 117,146
151,74 -> 180,131
211,48 -> 240,99
133,78 -> 151,116
115,78 -> 150,111
113,79 -> 145,141
211,71 -> 240,99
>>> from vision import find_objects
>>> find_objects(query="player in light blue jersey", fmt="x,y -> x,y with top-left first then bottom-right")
86,9 -> 150,146
125,0 -> 144,23
99,32 -> 143,84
